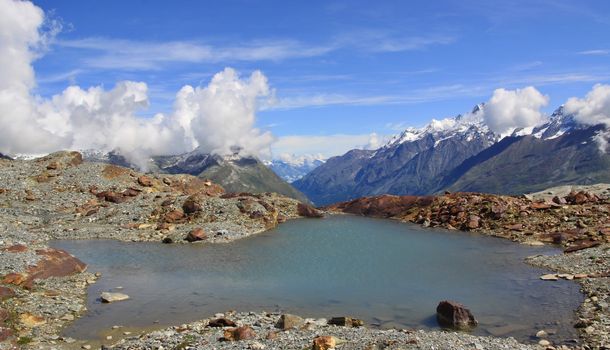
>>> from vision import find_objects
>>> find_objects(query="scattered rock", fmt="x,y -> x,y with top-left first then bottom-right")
222,326 -> 256,341
208,318 -> 237,328
276,314 -> 304,330
328,316 -> 364,327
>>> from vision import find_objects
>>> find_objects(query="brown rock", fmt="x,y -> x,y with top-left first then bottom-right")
20,313 -> 46,328
0,287 -> 15,301
328,316 -> 364,327
552,196 -> 567,205
2,244 -> 28,253
564,240 -> 601,253
436,300 -> 478,329
312,336 -> 337,350
0,327 -> 12,342
3,249 -> 87,290
163,209 -> 185,223
266,331 -> 278,340
466,215 -> 480,230
185,228 -> 207,242
325,195 -> 434,218
97,191 -> 126,204
276,314 -> 304,330
297,203 -> 324,218
137,175 -> 154,187
182,195 -> 202,214
223,326 -> 256,341
530,202 -> 553,210
208,318 -> 237,327
122,188 -> 141,197
46,161 -> 59,170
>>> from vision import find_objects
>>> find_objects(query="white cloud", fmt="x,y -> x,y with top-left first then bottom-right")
578,49 -> 609,56
59,38 -> 333,70
272,134 -> 384,159
0,0 -> 274,168
564,84 -> 610,127
482,86 -> 549,135
565,84 -> 610,152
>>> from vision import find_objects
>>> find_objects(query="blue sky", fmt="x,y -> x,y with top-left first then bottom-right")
31,0 -> 610,157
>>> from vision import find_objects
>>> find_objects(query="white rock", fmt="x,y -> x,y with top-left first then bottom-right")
540,274 -> 558,281
535,330 -> 548,338
100,292 -> 130,303
538,339 -> 550,346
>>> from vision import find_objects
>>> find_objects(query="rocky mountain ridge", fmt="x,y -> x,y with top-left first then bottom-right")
83,148 -> 311,203
295,105 -> 610,205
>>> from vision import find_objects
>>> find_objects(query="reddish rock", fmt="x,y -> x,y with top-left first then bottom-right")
137,175 -> 153,187
312,336 -> 337,350
564,240 -> 602,253
328,316 -> 364,327
96,191 -> 126,204
326,195 -> 434,218
504,223 -> 523,231
530,202 -> 553,210
185,228 -> 207,242
208,318 -> 237,327
2,244 -> 28,253
0,287 -> 15,301
436,300 -> 478,329
222,326 -> 256,341
466,215 -> 480,229
182,195 -> 202,214
163,210 -> 185,223
3,249 -> 87,290
0,327 -> 12,342
122,188 -> 141,197
297,203 -> 324,218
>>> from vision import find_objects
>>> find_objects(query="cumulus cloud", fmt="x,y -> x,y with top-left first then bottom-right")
482,86 -> 549,135
565,84 -> 610,152
564,84 -> 610,127
174,69 -> 274,159
0,0 -> 273,168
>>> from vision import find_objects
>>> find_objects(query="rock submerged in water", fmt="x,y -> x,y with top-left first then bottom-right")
100,292 -> 130,303
436,300 -> 477,330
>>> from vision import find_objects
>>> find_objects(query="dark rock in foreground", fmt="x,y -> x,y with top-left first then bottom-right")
436,300 -> 478,330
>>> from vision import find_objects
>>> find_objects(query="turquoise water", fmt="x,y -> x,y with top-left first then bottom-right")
52,215 -> 582,343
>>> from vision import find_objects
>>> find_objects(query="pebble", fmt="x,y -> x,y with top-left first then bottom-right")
535,330 -> 548,338
538,339 -> 550,346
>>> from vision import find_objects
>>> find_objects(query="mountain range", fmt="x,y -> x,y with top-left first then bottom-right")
294,105 -> 610,205
264,156 -> 325,183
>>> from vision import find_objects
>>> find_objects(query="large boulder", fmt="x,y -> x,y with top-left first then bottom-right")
436,300 -> 478,329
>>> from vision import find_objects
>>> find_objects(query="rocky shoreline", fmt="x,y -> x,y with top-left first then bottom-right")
0,152 -> 608,349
